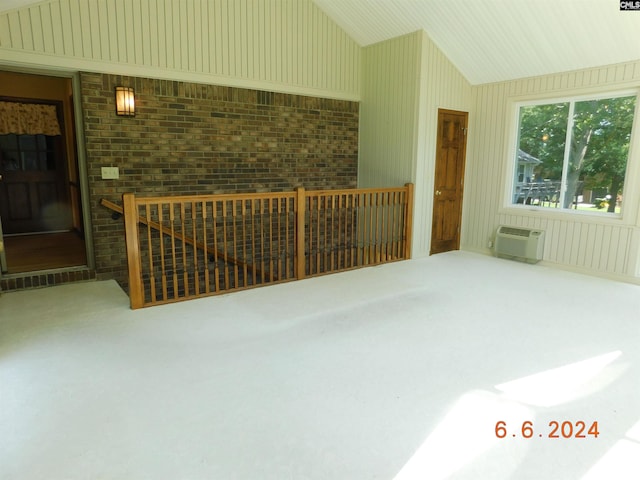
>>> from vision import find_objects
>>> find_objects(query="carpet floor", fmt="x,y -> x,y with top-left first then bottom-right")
1,251 -> 639,479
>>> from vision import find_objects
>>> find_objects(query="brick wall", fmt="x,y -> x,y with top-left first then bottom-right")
80,73 -> 359,288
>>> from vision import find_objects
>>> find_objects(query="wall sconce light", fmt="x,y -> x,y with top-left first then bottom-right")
115,86 -> 135,116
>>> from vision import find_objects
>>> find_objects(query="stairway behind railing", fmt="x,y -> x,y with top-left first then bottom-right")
122,184 -> 413,308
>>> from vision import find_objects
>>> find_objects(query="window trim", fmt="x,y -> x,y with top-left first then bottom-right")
501,88 -> 640,225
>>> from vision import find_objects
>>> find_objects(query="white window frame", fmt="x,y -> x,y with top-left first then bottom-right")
503,88 -> 640,225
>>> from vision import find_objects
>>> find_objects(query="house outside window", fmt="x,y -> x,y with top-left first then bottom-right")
510,92 -> 637,214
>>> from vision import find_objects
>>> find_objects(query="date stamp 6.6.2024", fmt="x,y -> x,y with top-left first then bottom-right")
495,420 -> 599,439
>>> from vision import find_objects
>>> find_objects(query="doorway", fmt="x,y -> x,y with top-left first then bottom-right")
430,109 -> 468,255
0,71 -> 86,275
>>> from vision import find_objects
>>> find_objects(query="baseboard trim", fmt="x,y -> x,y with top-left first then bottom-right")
460,246 -> 640,286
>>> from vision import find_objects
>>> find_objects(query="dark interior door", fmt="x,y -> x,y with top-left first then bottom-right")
0,131 -> 71,234
430,109 -> 468,255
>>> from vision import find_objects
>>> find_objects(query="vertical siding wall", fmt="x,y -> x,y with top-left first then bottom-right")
360,32 -> 421,188
464,60 -> 640,279
0,0 -> 360,100
360,31 -> 472,258
413,31 -> 472,258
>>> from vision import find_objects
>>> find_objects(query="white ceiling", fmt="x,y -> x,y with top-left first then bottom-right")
313,0 -> 640,85
1,0 -> 640,85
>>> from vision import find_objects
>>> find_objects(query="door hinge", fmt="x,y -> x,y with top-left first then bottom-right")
462,127 -> 468,136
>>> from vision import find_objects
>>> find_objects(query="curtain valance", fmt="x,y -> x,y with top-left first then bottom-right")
0,101 -> 62,136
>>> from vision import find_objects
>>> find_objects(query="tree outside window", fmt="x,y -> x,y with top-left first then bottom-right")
512,93 -> 637,214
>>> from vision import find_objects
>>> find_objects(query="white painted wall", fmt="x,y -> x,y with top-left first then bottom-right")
360,30 -> 472,258
0,0 -> 360,100
463,60 -> 640,281
359,32 -> 421,188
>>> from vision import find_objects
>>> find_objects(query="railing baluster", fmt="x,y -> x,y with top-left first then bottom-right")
379,193 -> 386,262
285,197 -> 290,279
327,195 -> 339,272
397,192 -> 407,258
251,199 -> 257,285
380,192 -> 385,263
158,203 -> 167,300
382,192 -> 388,261
363,193 -> 369,265
268,197 -> 274,282
260,199 -> 266,284
404,183 -> 414,259
122,193 -> 143,309
331,194 -> 343,271
396,191 -> 402,258
326,195 -> 331,272
202,201 -> 210,294
120,185 -> 413,307
366,193 -> 372,265
169,202 -> 178,299
295,187 -> 305,280
180,203 -> 189,297
351,193 -> 357,268
378,192 -> 383,263
398,191 -> 404,259
323,196 -> 328,272
376,193 -> 381,263
376,192 -> 382,262
276,197 -> 282,281
316,195 -> 321,274
307,196 -> 313,275
212,200 -> 220,292
389,192 -> 395,260
390,192 -> 399,258
343,194 -> 347,269
145,203 -> 155,303
222,200 -> 230,289
390,192 -> 397,260
241,199 -> 248,288
404,190 -> 410,258
382,192 -> 386,261
321,195 -> 326,272
232,199 -> 239,288
192,201 -> 199,296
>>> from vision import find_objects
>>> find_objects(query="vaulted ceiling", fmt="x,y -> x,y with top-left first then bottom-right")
1,0 -> 639,85
313,0 -> 640,84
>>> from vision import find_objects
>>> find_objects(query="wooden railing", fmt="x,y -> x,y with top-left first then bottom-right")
121,184 -> 413,308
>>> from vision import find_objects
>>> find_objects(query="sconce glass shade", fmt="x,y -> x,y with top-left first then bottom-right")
115,86 -> 135,116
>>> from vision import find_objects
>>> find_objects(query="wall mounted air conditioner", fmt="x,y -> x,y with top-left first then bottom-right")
494,226 -> 545,263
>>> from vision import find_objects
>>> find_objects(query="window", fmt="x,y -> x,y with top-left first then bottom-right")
511,92 -> 637,214
0,134 -> 58,172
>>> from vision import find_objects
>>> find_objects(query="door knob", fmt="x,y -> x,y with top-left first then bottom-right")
435,190 -> 441,196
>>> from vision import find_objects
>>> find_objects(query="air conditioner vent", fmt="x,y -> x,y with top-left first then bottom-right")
498,226 -> 532,237
495,225 -> 545,263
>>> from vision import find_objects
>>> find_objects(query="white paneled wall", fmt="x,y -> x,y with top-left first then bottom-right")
413,31 -> 472,258
360,32 -> 421,188
0,0 -> 360,99
359,30 -> 472,258
463,60 -> 640,280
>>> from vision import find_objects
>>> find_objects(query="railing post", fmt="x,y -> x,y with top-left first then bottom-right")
404,183 -> 414,259
122,192 -> 144,309
295,187 -> 306,280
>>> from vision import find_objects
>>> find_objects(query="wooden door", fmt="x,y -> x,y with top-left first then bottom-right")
0,131 -> 71,234
430,109 -> 468,255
